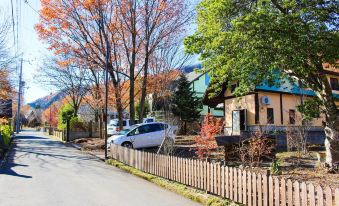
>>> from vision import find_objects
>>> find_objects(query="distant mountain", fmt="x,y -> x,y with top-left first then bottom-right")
28,92 -> 65,110
180,64 -> 202,74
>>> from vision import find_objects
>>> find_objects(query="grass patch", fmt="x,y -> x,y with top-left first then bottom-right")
106,159 -> 242,206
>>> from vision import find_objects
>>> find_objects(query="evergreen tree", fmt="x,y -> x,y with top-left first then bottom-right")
171,73 -> 202,134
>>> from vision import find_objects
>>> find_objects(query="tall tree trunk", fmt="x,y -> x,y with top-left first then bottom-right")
73,104 -> 79,117
111,79 -> 124,130
129,3 -> 137,126
315,75 -> 339,170
139,54 -> 149,122
129,62 -> 135,125
108,63 -> 124,130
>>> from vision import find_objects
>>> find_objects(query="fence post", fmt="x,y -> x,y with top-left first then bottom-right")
274,177 -> 280,206
325,186 -> 332,206
308,183 -> 315,206
281,178 -> 286,206
301,182 -> 307,206
253,173 -> 257,206
258,173 -> 262,206
294,181 -> 300,206
234,168 -> 238,202
262,172 -> 268,206
238,169 -> 242,203
88,120 -> 92,138
226,166 -> 229,199
66,120 -> 70,142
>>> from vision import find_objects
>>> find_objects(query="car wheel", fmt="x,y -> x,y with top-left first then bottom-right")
122,142 -> 133,149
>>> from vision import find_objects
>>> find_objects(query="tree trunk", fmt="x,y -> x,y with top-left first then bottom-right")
108,64 -> 124,130
129,63 -> 135,125
112,81 -> 124,130
99,113 -> 103,139
139,54 -> 149,122
315,75 -> 339,170
73,105 -> 79,117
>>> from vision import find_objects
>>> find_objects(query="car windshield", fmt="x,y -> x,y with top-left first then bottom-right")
110,120 -> 127,127
118,129 -> 130,135
110,120 -> 119,126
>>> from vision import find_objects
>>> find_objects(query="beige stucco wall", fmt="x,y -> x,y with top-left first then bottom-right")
257,92 -> 324,127
223,91 -> 331,128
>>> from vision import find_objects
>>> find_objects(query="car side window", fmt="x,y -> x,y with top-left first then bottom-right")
138,125 -> 152,134
159,123 -> 168,130
149,124 -> 162,132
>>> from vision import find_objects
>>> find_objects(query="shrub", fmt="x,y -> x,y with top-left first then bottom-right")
0,125 -> 12,145
237,130 -> 274,167
270,159 -> 282,175
70,116 -> 87,131
195,113 -> 222,160
57,104 -> 75,130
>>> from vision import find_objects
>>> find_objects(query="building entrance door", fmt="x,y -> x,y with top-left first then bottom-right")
232,109 -> 247,135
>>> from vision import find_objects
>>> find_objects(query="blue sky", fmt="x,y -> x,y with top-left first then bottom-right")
1,0 -> 51,104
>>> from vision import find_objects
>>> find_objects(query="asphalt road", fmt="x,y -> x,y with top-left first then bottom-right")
0,129 -> 200,206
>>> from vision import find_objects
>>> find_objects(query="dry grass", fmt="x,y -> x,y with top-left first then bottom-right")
276,151 -> 339,188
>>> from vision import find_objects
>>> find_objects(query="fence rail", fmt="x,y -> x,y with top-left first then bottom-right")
110,144 -> 339,206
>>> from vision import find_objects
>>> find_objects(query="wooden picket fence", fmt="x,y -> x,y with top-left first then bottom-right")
110,144 -> 339,206
52,130 -> 64,141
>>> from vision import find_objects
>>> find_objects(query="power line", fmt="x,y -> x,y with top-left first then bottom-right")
10,0 -> 16,48
24,0 -> 49,23
16,0 -> 19,53
24,0 -> 40,16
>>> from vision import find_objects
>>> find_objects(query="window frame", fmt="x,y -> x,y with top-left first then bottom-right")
267,108 -> 274,124
330,78 -> 339,91
289,109 -> 296,125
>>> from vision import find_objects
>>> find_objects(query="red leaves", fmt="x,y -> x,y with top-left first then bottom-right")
195,113 -> 223,160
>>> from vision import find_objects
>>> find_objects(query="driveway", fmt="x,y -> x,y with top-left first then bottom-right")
0,129 -> 200,206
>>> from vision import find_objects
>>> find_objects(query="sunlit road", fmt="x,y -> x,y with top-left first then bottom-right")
0,129 -> 200,206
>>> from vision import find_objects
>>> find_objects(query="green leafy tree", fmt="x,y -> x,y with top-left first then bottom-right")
185,0 -> 339,170
0,125 -> 11,146
297,98 -> 322,122
57,104 -> 74,130
171,73 -> 202,134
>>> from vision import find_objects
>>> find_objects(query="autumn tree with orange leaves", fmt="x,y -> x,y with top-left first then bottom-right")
195,113 -> 223,160
0,17 -> 14,100
41,101 -> 61,127
36,0 -> 193,127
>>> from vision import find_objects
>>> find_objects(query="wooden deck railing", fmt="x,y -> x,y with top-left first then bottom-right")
110,144 -> 339,206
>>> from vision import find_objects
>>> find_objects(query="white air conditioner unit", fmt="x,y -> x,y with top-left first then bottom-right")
261,96 -> 271,105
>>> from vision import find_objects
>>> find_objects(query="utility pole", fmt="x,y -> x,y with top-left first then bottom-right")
16,58 -> 23,134
104,31 -> 109,160
49,92 -> 52,126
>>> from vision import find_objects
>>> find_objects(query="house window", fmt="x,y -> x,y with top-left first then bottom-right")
289,110 -> 295,124
330,78 -> 339,90
267,108 -> 274,124
231,84 -> 237,93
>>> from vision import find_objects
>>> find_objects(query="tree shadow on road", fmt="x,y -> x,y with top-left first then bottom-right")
0,143 -> 32,178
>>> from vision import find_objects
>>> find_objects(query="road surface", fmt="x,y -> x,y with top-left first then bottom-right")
0,129 -> 200,206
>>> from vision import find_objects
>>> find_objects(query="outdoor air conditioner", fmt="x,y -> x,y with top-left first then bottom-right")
261,96 -> 271,105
